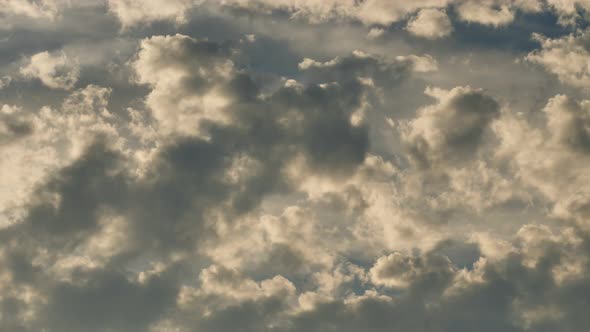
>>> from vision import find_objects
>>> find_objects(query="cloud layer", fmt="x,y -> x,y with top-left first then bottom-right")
1,1 -> 590,331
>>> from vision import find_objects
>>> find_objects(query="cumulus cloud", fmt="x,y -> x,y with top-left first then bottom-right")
456,0 -> 515,26
352,0 -> 453,26
546,0 -> 590,25
527,29 -> 590,89
3,1 -> 590,332
132,34 -> 236,136
1,32 -> 420,327
491,94 -> 590,231
406,8 -> 453,39
401,86 -> 500,168
452,0 -> 545,27
271,224 -> 590,332
370,252 -> 454,288
0,34 -> 394,330
20,51 -> 80,90
0,85 -> 125,227
367,27 -> 385,40
544,94 -> 590,154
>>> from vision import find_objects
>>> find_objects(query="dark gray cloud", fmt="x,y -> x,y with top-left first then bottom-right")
39,268 -> 179,332
0,105 -> 33,145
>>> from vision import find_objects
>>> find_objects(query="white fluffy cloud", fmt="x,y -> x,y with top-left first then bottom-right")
527,29 -> 590,89
456,0 -> 515,26
0,84 -> 156,229
132,34 -> 235,136
406,8 -> 453,39
20,51 -> 80,90
492,94 -> 590,231
401,86 -> 500,167
546,0 -> 590,25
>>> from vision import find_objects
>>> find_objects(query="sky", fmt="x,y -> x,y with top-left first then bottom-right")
1,1 -> 590,331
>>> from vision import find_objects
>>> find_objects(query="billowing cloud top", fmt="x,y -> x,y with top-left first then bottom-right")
2,1 -> 590,331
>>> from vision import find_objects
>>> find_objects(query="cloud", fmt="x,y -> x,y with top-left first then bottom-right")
492,94 -> 590,230
20,51 -> 80,90
0,33 -> 421,329
351,0 -> 453,26
3,2 -> 590,331
370,251 -> 455,288
0,0 -> 59,19
456,0 -> 515,27
0,76 -> 11,90
39,268 -> 179,332
0,105 -> 33,146
100,0 -> 588,33
401,86 -> 500,168
107,0 -> 194,28
0,30 -> 451,330
544,94 -> 590,154
546,0 -> 590,25
271,224 -> 590,332
215,0 -> 551,28
453,0 -> 545,27
406,8 -> 453,39
367,27 -> 385,40
220,0 -> 453,26
132,34 -> 235,136
526,29 -> 590,89
0,85 -> 124,228
299,50 -> 437,85
131,34 -> 423,180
